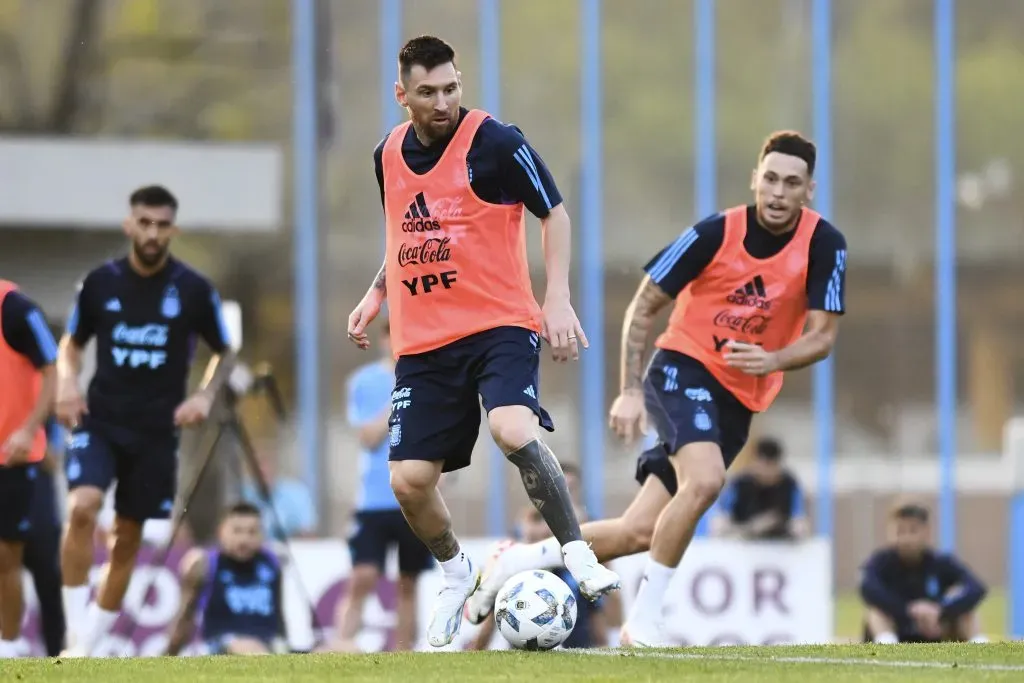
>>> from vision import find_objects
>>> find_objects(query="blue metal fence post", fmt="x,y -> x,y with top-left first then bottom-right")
579,0 -> 604,520
292,0 -> 320,512
811,0 -> 835,540
691,0 -> 716,539
934,0 -> 957,554
479,0 -> 507,537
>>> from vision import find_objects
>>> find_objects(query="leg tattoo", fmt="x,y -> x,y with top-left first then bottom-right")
506,440 -> 583,544
423,521 -> 461,563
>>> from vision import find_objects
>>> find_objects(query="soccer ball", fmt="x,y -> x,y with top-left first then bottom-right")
494,569 -> 577,650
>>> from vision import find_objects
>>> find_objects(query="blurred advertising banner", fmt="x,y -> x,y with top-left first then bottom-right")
16,537 -> 832,656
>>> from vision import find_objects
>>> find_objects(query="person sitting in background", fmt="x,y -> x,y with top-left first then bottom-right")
710,437 -> 809,540
242,448 -> 317,541
166,502 -> 286,656
860,502 -> 988,644
465,504 -> 615,651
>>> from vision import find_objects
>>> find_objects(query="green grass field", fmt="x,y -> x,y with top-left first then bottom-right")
4,644 -> 1024,682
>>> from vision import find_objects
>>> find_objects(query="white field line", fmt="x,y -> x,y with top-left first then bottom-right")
568,648 -> 1024,672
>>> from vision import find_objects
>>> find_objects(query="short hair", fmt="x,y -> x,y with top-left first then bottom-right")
130,185 -> 178,212
891,502 -> 929,523
755,437 -> 783,461
223,501 -> 262,519
759,131 -> 816,177
398,35 -> 457,83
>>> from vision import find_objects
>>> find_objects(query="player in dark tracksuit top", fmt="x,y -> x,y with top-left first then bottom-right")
166,502 -> 285,656
860,502 -> 988,644
54,185 -> 236,657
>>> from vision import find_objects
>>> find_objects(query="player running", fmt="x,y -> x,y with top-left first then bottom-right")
166,502 -> 285,656
55,185 -> 236,656
466,131 -> 848,647
0,280 -> 58,658
346,35 -> 619,648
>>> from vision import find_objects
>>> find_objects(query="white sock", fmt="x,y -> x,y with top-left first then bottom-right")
62,585 -> 91,648
970,634 -> 989,643
507,537 -> 563,574
626,558 -> 674,627
0,638 -> 16,657
78,604 -> 120,655
874,631 -> 899,644
439,549 -> 472,581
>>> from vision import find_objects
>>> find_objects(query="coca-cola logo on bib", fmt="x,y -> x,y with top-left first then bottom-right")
712,311 -> 771,335
397,237 -> 452,267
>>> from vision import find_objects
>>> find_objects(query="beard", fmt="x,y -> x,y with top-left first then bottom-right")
132,241 -> 168,267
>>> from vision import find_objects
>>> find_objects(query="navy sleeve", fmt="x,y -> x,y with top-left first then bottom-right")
807,221 -> 848,313
1,291 -> 58,368
374,134 -> 388,208
191,278 -> 231,353
937,554 -> 987,619
642,214 -> 725,298
858,551 -> 909,618
66,273 -> 97,346
490,121 -> 564,219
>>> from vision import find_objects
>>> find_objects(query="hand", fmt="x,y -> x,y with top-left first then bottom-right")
347,290 -> 384,350
723,341 -> 780,376
541,295 -> 588,363
174,392 -> 213,427
55,379 -> 87,429
2,427 -> 36,466
609,390 -> 648,444
748,511 -> 783,534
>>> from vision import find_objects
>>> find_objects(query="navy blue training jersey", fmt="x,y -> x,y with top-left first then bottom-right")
859,548 -> 987,623
1,290 -> 58,369
66,257 -> 230,432
374,107 -> 563,220
644,205 -> 848,314
198,548 -> 283,642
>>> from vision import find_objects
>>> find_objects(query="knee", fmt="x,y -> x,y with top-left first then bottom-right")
488,406 -> 537,453
678,465 -> 726,511
389,462 -> 438,505
348,567 -> 379,597
621,516 -> 656,555
67,491 -> 102,532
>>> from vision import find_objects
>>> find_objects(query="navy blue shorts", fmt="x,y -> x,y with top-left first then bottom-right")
0,464 -> 38,541
388,326 -> 554,473
348,509 -> 434,576
636,350 -> 753,496
64,416 -> 179,522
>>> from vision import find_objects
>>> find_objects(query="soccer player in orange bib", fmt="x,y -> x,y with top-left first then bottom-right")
346,36 -> 619,648
466,132 -> 848,647
0,280 -> 58,657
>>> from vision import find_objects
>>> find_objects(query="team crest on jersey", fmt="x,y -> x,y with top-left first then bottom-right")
161,285 -> 180,319
694,407 -> 712,432
389,423 -> 402,447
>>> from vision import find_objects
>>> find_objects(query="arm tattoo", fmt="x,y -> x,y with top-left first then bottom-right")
424,521 -> 461,563
372,262 -> 386,293
621,276 -> 673,392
